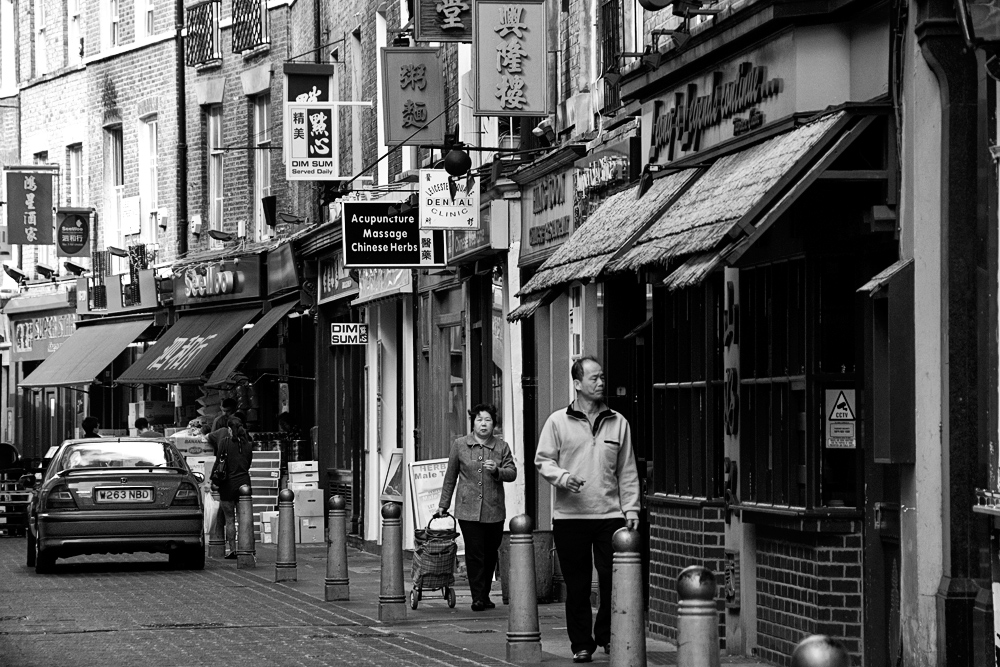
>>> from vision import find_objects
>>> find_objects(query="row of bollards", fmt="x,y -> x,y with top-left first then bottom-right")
212,496 -> 850,667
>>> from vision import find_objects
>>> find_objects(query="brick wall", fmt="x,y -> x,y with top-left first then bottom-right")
755,528 -> 863,666
647,499 -> 727,647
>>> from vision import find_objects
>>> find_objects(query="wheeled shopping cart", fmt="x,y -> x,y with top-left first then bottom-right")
410,512 -> 459,609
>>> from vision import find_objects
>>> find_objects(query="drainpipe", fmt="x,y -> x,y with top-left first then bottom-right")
175,0 -> 188,256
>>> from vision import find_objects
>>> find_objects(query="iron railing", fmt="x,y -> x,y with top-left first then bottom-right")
232,0 -> 268,53
185,0 -> 220,67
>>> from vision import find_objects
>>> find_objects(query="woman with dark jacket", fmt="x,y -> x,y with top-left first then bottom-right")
437,404 -> 517,611
208,414 -> 253,559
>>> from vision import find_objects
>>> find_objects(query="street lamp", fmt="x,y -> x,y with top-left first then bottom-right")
956,0 -> 1000,78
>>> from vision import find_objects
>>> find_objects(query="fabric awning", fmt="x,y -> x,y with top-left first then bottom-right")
205,299 -> 298,388
116,307 -> 259,385
19,319 -> 153,388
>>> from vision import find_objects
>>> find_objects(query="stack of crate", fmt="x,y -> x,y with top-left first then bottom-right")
249,450 -> 281,542
289,461 -> 323,543
0,469 -> 30,537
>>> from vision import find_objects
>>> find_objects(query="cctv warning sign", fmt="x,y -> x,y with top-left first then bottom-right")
825,389 -> 856,449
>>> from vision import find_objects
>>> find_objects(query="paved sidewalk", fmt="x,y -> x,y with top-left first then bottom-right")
242,542 -> 770,666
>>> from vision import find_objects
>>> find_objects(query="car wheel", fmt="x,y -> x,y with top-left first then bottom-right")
26,531 -> 35,567
34,546 -> 54,574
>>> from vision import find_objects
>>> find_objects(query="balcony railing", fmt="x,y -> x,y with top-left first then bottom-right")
232,0 -> 268,53
186,0 -> 221,67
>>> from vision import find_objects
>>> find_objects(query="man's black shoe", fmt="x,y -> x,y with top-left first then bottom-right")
572,650 -> 592,663
471,600 -> 485,611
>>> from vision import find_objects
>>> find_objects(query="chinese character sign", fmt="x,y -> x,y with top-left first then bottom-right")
415,0 -> 472,42
285,102 -> 345,181
381,48 -> 446,146
283,62 -> 335,102
5,168 -> 54,245
473,0 -> 547,116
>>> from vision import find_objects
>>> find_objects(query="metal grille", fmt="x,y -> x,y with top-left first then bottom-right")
185,0 -> 219,67
600,0 -> 622,112
232,0 -> 266,53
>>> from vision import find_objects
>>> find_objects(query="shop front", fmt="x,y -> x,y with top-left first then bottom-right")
5,285 -> 78,459
612,5 -> 895,664
18,267 -> 165,438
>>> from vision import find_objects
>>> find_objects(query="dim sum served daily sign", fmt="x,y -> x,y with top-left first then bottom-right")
342,201 -> 447,268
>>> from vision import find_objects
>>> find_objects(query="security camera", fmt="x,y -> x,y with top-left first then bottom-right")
64,261 -> 88,276
34,263 -> 56,280
3,263 -> 29,284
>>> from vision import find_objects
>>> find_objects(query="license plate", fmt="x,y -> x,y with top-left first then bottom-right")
95,487 -> 154,503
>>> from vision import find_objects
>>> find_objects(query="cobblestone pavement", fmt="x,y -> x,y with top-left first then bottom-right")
0,537 -> 769,667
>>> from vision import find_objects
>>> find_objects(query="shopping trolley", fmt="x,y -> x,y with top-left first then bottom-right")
410,512 -> 459,609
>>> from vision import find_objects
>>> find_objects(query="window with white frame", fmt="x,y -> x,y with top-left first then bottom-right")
0,0 -> 14,91
106,0 -> 120,49
67,0 -> 82,66
67,144 -> 83,206
141,0 -> 155,39
207,106 -> 224,231
253,95 -> 272,239
351,30 -> 363,178
569,285 -> 584,360
105,126 -> 125,250
34,0 -> 47,76
138,115 -> 159,242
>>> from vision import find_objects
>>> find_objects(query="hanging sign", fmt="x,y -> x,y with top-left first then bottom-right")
318,252 -> 358,304
285,102 -> 341,180
419,169 -> 480,230
825,389 -> 857,449
342,201 -> 447,268
381,48 -> 447,146
5,167 -> 54,245
56,208 -> 92,257
414,0 -> 472,43
473,0 -> 548,117
330,322 -> 368,345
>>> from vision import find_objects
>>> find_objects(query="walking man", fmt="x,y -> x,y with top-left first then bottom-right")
535,355 -> 641,663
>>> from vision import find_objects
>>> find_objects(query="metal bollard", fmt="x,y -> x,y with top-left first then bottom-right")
506,514 -> 542,663
676,565 -> 720,667
208,489 -> 226,558
790,635 -> 851,667
236,484 -> 256,569
611,528 -> 646,667
378,501 -> 406,622
325,495 -> 350,601
274,488 -> 297,582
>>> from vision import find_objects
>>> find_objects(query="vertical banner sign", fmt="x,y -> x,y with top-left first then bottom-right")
722,266 -> 741,611
5,167 -> 55,245
381,48 -> 447,146
342,201 -> 447,268
285,102 -> 343,180
56,208 -> 92,257
419,169 -> 480,229
414,0 -> 472,42
473,0 -> 548,116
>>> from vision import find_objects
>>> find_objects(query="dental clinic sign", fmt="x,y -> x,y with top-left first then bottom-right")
173,254 -> 263,306
419,169 -> 480,230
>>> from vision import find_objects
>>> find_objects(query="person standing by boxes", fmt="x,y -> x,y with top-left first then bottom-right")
436,404 -> 517,612
208,414 -> 253,559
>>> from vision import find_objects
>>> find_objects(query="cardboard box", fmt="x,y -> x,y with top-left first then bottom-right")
293,488 -> 324,517
130,400 -> 175,423
289,481 -> 319,491
298,517 -> 324,544
288,461 -> 318,473
173,436 -> 213,457
289,470 -> 319,483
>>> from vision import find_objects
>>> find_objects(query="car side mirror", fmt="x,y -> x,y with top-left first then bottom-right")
192,471 -> 205,483
18,474 -> 36,488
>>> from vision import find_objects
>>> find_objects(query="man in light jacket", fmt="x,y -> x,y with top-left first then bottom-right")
535,355 -> 641,664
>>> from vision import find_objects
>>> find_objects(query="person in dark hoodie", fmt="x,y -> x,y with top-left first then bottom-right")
208,413 -> 253,559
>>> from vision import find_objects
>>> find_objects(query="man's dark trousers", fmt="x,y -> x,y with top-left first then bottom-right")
553,517 -> 626,654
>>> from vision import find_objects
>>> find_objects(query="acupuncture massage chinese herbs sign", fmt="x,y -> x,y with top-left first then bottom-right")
381,48 -> 447,147
342,201 -> 447,268
473,0 -> 548,117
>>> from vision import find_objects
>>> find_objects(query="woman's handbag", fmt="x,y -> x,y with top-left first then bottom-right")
209,449 -> 229,485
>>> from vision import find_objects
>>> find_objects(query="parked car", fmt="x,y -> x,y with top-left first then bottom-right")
21,438 -> 205,573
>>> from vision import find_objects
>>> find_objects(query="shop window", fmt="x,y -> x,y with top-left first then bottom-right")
650,280 -> 723,497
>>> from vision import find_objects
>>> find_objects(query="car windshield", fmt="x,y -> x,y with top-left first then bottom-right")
51,442 -> 184,473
